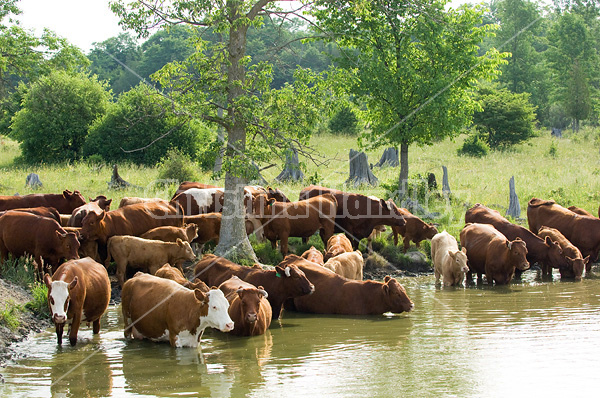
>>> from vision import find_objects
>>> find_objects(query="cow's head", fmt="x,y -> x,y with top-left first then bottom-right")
63,190 -> 86,209
80,209 -> 106,240
90,195 -> 112,211
301,246 -> 324,265
542,236 -> 567,269
561,255 -> 589,281
382,275 -> 414,313
507,238 -> 529,270
449,247 -> 469,274
275,263 -> 315,296
176,238 -> 197,262
56,230 -> 80,260
44,273 -> 78,345
184,223 -> 199,242
267,186 -> 291,203
197,288 -> 234,333
424,223 -> 439,240
236,286 -> 268,324
252,194 -> 275,218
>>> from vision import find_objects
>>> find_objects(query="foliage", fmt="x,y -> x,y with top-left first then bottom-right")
328,104 -> 359,135
0,300 -> 22,330
156,148 -> 199,184
25,283 -> 49,317
10,71 -> 111,163
473,86 -> 537,149
0,255 -> 37,288
547,103 -> 571,129
253,241 -> 284,266
457,134 -> 490,157
548,140 -> 558,157
84,84 -> 211,165
566,58 -> 591,130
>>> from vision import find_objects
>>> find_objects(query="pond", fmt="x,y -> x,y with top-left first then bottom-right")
2,270 -> 600,397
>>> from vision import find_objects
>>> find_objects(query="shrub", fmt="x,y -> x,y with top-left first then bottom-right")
328,105 -> 359,135
548,140 -> 558,158
157,148 -> 199,184
26,283 -> 49,317
457,134 -> 489,157
0,301 -> 22,331
0,255 -> 37,288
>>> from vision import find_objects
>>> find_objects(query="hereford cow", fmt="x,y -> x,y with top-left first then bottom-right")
323,233 -> 353,262
219,276 -> 272,336
301,246 -> 324,265
322,250 -> 364,280
170,188 -> 226,215
465,203 -> 565,272
281,255 -> 414,315
140,224 -> 199,243
245,185 -> 291,202
252,193 -> 337,255
0,190 -> 86,213
154,263 -> 209,291
528,198 -> 600,269
431,231 -> 469,286
0,206 -> 60,222
391,209 -> 438,252
44,257 -> 110,346
172,181 -> 220,198
106,236 -> 196,286
568,205 -> 596,218
460,223 -> 529,285
193,254 -> 314,320
0,211 -> 80,276
121,273 -> 234,347
68,195 -> 112,227
80,201 -> 183,244
537,226 -> 588,280
298,186 -> 407,249
118,197 -> 169,208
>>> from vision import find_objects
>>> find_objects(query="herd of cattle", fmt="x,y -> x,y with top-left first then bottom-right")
0,183 -> 597,348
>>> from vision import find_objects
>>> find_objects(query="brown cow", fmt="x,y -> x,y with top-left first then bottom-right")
465,203 -> 565,272
154,263 -> 209,291
528,198 -> 600,269
140,224 -> 199,243
323,233 -> 353,262
0,190 -> 86,213
0,211 -> 80,276
251,193 -> 337,255
172,181 -> 220,198
322,250 -> 364,280
219,276 -> 272,336
44,257 -> 110,346
298,186 -> 407,249
80,201 -> 183,244
537,226 -> 589,280
0,206 -> 60,222
106,236 -> 197,286
62,226 -> 101,262
68,195 -> 112,227
391,209 -> 438,252
121,273 -> 234,347
118,197 -> 169,208
193,254 -> 314,320
281,255 -> 414,315
183,213 -> 222,247
567,206 -> 595,218
301,246 -> 324,265
460,223 -> 529,285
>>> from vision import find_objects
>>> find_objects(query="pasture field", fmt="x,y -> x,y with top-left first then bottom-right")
2,128 -> 600,242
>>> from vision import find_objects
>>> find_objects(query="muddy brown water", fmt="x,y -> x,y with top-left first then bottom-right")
2,270 -> 600,397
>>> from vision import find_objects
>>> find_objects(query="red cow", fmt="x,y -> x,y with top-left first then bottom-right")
154,263 -> 209,291
528,198 -> 600,269
44,257 -> 110,346
391,209 -> 438,252
0,211 -> 80,276
323,233 -> 353,262
68,195 -> 112,227
193,254 -> 314,320
301,246 -> 324,265
537,226 -> 588,280
0,190 -> 86,213
460,223 -> 529,285
0,206 -> 60,222
219,276 -> 272,336
281,255 -> 414,315
118,197 -> 169,208
568,206 -> 596,218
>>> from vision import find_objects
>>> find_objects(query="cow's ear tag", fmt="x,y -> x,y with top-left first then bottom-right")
275,272 -> 282,278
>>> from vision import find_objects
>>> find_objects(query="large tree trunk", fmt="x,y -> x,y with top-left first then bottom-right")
213,106 -> 225,174
375,147 -> 399,167
506,176 -> 520,218
397,142 -> 409,197
346,149 -> 378,186
275,147 -> 304,182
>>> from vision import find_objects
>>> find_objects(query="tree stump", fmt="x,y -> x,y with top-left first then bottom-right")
346,149 -> 378,187
275,148 -> 304,182
506,176 -> 520,218
442,166 -> 451,196
374,147 -> 399,168
551,127 -> 562,138
108,164 -> 133,190
25,173 -> 42,189
427,172 -> 437,190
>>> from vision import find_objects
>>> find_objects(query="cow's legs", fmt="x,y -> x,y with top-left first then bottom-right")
69,314 -> 81,346
93,318 -> 101,334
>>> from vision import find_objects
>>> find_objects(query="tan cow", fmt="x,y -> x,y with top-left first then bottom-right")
106,236 -> 197,286
118,197 -> 169,208
323,250 -> 364,280
154,263 -> 209,291
140,224 -> 199,243
431,231 -> 469,286
323,233 -> 353,262
301,246 -> 324,265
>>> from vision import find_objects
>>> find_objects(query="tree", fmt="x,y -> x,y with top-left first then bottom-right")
312,0 -> 506,195
566,58 -> 591,131
111,0 -> 329,262
10,71 -> 111,163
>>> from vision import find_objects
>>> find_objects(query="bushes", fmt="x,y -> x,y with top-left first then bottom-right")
157,148 -> 200,184
457,134 -> 489,157
328,105 -> 359,135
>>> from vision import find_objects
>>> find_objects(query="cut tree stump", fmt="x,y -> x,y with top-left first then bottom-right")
442,166 -> 451,197
108,164 -> 136,190
506,176 -> 520,218
25,173 -> 42,189
346,149 -> 378,187
374,147 -> 399,168
275,148 -> 304,182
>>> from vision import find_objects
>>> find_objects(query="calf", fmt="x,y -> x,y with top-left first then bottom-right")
252,193 -> 337,255
281,255 -> 414,315
460,223 -> 529,285
431,231 -> 469,286
219,276 -> 272,336
391,209 -> 438,252
0,211 -> 79,276
154,263 -> 209,291
537,226 -> 588,280
323,250 -> 364,280
121,273 -> 234,348
68,195 -> 112,227
567,205 -> 595,218
106,236 -> 196,286
323,233 -> 353,262
140,224 -> 199,243
44,257 -> 110,346
301,246 -> 324,265
0,190 -> 86,213
194,254 -> 314,320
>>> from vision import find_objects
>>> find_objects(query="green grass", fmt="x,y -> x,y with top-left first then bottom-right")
25,283 -> 49,317
0,255 -> 38,288
0,300 -> 23,331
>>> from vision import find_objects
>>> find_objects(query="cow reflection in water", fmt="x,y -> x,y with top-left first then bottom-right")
50,348 -> 112,397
